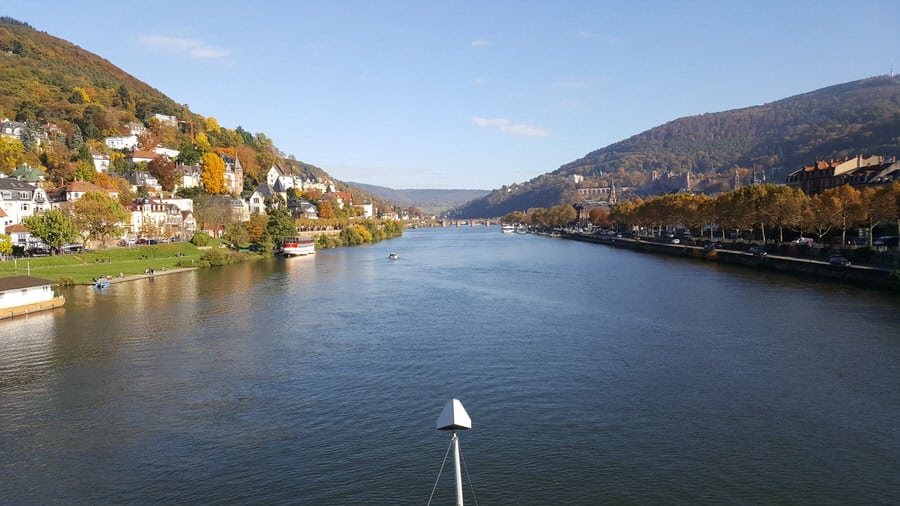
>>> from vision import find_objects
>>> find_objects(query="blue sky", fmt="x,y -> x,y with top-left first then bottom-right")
5,1 -> 898,189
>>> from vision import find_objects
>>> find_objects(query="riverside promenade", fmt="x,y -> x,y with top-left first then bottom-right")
561,231 -> 899,291
85,267 -> 196,286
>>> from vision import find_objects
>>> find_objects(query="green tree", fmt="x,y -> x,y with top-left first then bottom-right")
223,222 -> 250,249
177,140 -> 202,165
74,160 -> 96,182
263,202 -> 296,245
70,191 -> 130,245
23,209 -> 79,252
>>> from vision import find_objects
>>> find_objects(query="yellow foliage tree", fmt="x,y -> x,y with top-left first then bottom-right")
201,152 -> 227,194
206,117 -> 221,133
0,137 -> 24,174
195,132 -> 212,153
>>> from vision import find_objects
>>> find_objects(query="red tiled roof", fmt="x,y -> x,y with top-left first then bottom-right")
6,223 -> 29,233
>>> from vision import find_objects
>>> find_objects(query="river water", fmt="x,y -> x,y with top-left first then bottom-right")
1,227 -> 899,505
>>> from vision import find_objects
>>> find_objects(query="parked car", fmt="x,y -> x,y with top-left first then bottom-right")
874,236 -> 899,247
747,246 -> 767,257
829,256 -> 851,267
136,238 -> 149,245
148,239 -> 158,245
703,242 -> 723,251
791,237 -> 814,246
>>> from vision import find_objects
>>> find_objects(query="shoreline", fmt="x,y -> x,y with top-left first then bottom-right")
560,231 -> 899,291
87,267 -> 197,286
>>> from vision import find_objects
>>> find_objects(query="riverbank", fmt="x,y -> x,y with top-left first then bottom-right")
561,231 -> 900,291
88,267 -> 197,286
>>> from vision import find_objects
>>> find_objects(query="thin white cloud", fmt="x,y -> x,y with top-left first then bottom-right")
139,35 -> 228,59
472,117 -> 552,137
470,39 -> 492,48
550,80 -> 593,90
577,30 -> 622,44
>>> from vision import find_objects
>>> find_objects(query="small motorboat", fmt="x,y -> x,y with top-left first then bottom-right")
388,252 -> 399,260
94,278 -> 110,289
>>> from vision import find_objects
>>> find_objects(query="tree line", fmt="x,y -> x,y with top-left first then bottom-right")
503,182 -> 900,246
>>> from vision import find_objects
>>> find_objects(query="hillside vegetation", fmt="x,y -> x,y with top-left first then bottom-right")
449,75 -> 900,219
347,182 -> 489,216
0,17 -> 358,199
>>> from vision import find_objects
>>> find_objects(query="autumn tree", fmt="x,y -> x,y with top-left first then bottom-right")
193,194 -> 236,237
860,185 -> 896,246
804,192 -> 839,240
201,152 -> 227,194
115,177 -> 138,206
236,144 -> 261,180
23,209 -> 79,252
0,137 -> 24,173
317,200 -> 336,219
0,233 -> 12,255
588,207 -> 610,227
70,191 -> 130,246
147,157 -> 176,192
246,212 -> 268,243
139,222 -> 159,240
823,185 -> 864,245
501,211 -> 527,224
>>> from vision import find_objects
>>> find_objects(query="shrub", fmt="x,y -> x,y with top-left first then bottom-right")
197,248 -> 249,267
190,233 -> 211,247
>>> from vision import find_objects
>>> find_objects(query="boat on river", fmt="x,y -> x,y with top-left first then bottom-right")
501,224 -> 515,233
278,237 -> 315,257
389,252 -> 399,260
94,278 -> 110,289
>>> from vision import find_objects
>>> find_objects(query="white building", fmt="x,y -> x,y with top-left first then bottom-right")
0,177 -> 51,226
0,276 -> 63,317
105,135 -> 138,150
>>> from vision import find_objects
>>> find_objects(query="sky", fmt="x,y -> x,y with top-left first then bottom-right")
4,1 -> 899,189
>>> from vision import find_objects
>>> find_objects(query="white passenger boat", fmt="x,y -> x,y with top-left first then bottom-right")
278,237 -> 315,257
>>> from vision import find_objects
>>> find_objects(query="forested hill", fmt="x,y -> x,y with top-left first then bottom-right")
0,17 -> 190,132
447,75 -> 900,219
347,182 -> 489,215
0,17 -> 343,195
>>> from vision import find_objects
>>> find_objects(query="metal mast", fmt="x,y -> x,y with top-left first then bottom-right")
436,399 -> 472,506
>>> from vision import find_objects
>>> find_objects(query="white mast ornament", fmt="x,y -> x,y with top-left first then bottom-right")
434,399 -> 472,506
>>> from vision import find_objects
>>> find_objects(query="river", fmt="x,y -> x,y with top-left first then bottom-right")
2,226 -> 899,504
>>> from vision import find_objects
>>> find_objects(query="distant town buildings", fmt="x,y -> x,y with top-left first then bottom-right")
786,154 -> 900,194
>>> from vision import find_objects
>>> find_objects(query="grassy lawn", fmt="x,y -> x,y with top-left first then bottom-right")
0,242 -> 214,284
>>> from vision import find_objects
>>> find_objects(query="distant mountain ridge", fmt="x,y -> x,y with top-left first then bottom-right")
347,182 -> 489,215
448,75 -> 900,219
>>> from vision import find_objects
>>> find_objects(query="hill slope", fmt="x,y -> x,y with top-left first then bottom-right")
0,17 -> 190,128
347,182 -> 489,215
448,75 -> 900,219
0,17 -> 351,198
